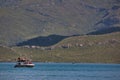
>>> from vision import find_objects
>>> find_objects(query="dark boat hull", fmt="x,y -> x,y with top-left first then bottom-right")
14,64 -> 34,68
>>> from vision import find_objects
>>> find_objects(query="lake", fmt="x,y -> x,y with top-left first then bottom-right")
0,62 -> 120,80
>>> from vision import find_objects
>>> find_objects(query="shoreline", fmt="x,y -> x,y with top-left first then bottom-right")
0,61 -> 120,64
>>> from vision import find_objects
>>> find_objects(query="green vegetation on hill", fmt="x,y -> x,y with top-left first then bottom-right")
0,32 -> 120,63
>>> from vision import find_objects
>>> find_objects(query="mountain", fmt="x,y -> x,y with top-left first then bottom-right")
0,32 -> 120,63
0,46 -> 18,61
17,34 -> 69,46
0,0 -> 120,46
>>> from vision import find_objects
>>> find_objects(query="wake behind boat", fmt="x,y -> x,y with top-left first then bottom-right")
14,57 -> 35,68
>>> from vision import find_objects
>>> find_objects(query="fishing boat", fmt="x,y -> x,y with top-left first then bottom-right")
14,57 -> 35,68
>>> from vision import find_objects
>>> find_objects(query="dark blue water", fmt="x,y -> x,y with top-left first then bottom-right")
0,63 -> 120,80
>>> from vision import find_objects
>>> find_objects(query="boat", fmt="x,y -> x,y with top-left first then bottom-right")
14,57 -> 35,68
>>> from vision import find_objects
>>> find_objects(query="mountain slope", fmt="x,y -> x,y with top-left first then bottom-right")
0,0 -> 120,46
0,46 -> 18,61
0,32 -> 119,63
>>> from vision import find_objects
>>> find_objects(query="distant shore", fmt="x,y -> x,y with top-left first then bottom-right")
0,61 -> 120,64
0,32 -> 120,64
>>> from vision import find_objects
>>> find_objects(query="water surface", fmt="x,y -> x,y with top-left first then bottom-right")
0,63 -> 120,80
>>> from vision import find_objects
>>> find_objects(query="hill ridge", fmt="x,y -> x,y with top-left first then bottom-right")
0,0 -> 120,46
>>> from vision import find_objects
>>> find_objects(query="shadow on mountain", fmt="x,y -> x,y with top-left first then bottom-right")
17,35 -> 69,46
87,27 -> 120,35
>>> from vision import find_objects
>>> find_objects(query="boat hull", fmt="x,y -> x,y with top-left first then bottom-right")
14,64 -> 34,68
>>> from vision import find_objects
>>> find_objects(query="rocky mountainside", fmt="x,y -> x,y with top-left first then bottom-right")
0,0 -> 120,46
